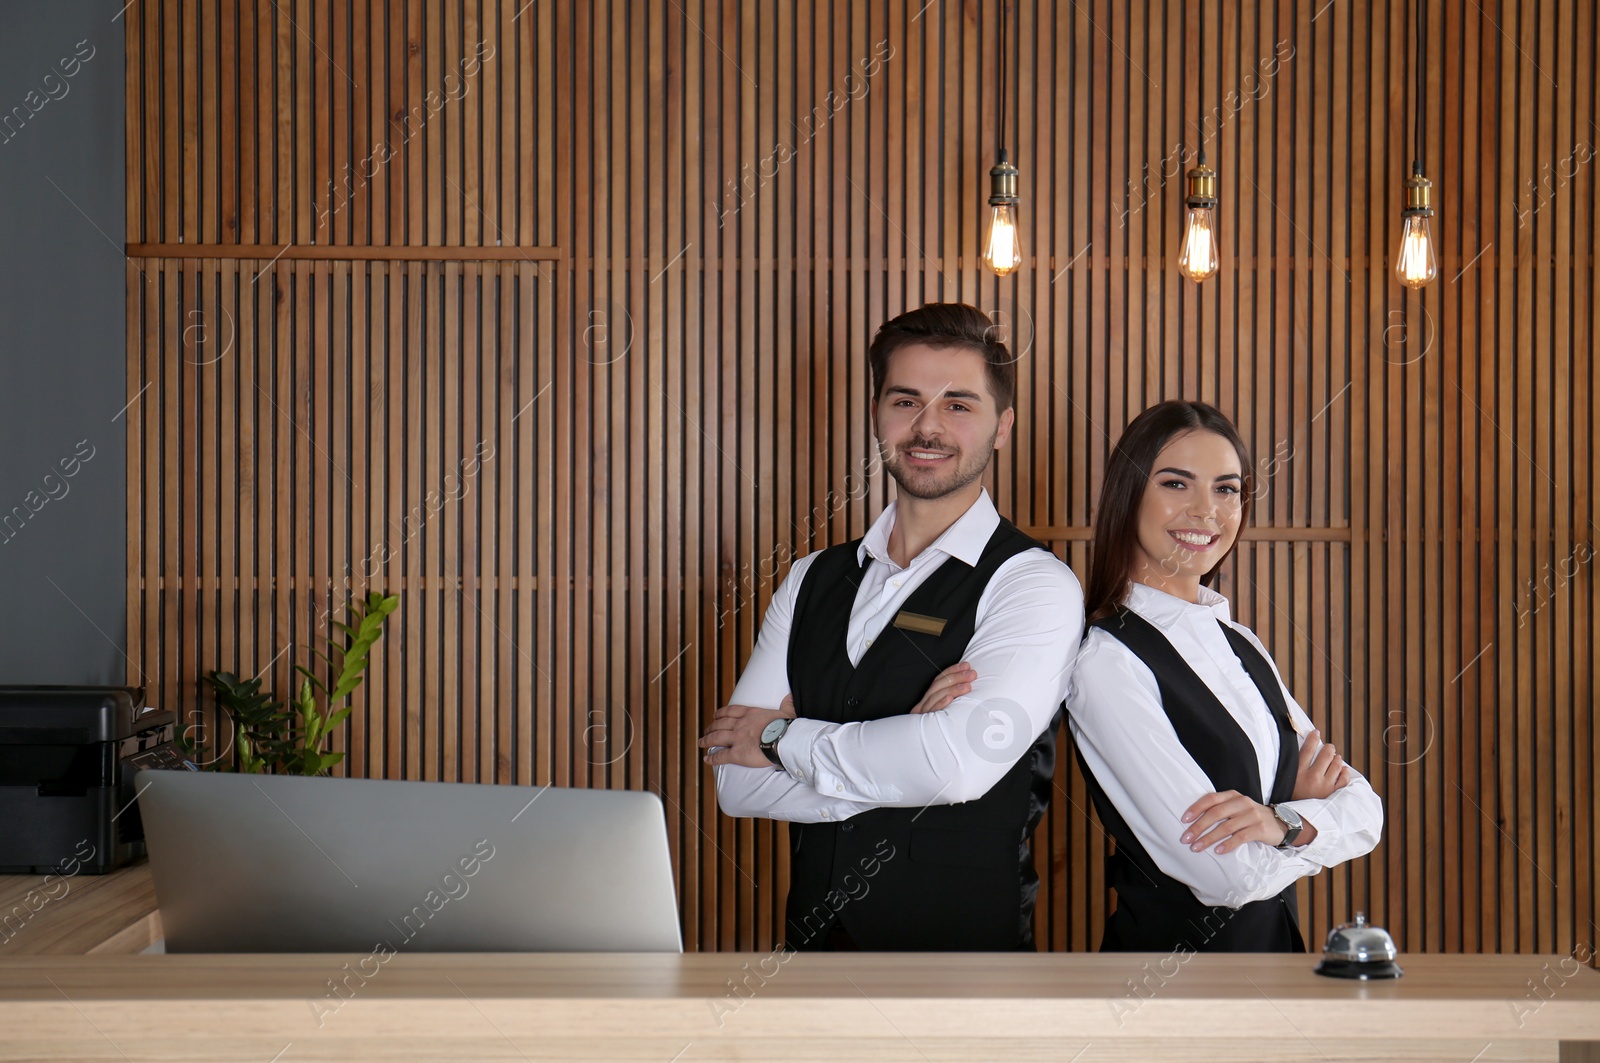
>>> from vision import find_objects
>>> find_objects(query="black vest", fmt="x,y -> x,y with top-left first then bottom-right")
783,519 -> 1059,951
1078,609 -> 1305,953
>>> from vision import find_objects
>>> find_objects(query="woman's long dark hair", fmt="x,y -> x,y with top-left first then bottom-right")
1083,401 -> 1254,621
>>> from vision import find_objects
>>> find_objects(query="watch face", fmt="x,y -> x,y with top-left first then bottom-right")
760,718 -> 788,743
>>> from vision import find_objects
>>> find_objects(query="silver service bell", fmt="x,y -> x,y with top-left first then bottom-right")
1314,912 -> 1403,980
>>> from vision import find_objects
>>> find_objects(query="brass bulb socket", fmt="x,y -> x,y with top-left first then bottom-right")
1185,162 -> 1217,208
988,157 -> 1019,206
1403,172 -> 1434,214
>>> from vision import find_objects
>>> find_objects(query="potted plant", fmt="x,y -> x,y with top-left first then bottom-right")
178,592 -> 399,775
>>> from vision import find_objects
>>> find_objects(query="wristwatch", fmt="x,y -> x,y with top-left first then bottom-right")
1272,804 -> 1304,849
759,718 -> 791,767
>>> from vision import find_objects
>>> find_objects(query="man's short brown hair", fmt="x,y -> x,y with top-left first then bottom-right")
867,303 -> 1016,410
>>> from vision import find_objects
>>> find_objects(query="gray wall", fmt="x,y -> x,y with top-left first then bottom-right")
0,2 -> 128,685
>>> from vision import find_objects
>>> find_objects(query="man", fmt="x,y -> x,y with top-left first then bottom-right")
699,303 -> 1084,951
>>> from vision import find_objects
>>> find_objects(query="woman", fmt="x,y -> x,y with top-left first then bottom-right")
1066,400 -> 1382,952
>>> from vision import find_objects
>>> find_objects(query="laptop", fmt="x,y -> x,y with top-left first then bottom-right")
135,770 -> 683,953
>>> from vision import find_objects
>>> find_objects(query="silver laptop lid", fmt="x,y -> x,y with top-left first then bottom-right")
136,770 -> 682,953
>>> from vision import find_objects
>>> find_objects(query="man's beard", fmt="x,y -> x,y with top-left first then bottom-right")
878,431 -> 996,500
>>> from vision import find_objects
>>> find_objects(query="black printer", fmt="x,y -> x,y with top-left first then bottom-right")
0,686 -> 185,874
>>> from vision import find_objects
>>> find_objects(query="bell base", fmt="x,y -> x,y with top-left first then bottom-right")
1314,957 -> 1404,980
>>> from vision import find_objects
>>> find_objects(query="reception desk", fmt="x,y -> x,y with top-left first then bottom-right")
5,950 -> 1600,1061
2,864 -> 1598,1061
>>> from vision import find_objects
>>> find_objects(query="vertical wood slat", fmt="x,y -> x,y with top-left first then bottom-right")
125,1 -> 1597,956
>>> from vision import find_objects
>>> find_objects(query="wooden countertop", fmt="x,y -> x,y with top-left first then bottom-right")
3,952 -> 1598,1062
0,860 -> 160,956
3,865 -> 1597,1060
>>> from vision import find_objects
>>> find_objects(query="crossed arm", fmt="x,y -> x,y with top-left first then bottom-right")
1067,632 -> 1384,908
702,551 -> 1084,822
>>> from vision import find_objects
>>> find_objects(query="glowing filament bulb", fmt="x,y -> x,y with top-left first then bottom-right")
1396,213 -> 1437,289
1178,205 -> 1219,282
983,203 -> 1022,276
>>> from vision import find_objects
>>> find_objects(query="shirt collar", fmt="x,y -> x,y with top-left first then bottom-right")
857,489 -> 1001,570
1124,580 -> 1234,628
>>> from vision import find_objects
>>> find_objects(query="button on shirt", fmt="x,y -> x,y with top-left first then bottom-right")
1067,582 -> 1384,908
714,490 -> 1084,822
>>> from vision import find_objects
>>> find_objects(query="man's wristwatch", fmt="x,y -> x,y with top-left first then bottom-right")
759,718 -> 791,768
1272,803 -> 1304,849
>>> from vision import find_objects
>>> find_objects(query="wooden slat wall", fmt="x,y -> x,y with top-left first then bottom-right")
126,1 -> 1597,956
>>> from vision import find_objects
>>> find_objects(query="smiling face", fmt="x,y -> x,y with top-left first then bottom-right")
873,343 -> 1014,501
1130,429 -> 1245,599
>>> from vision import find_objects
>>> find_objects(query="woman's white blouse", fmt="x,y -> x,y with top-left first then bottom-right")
1066,582 -> 1384,908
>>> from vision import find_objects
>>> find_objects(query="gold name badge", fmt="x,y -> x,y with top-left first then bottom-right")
893,611 -> 947,636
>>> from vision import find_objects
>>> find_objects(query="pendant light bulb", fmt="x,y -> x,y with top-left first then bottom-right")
1397,169 -> 1437,289
983,152 -> 1022,276
1178,160 -> 1220,283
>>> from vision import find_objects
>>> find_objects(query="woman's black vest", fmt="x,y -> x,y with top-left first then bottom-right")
1078,608 -> 1306,953
783,520 -> 1059,951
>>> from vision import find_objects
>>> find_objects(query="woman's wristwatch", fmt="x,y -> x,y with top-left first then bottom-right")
759,717 -> 791,768
1271,804 -> 1304,849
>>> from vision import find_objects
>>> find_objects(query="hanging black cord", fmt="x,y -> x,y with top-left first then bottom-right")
1404,0 -> 1413,167
1415,0 -> 1426,170
999,0 -> 1008,157
1012,0 -> 1019,162
1198,0 -> 1207,165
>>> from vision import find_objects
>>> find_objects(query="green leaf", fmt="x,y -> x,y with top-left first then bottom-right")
294,663 -> 329,697
235,729 -> 258,773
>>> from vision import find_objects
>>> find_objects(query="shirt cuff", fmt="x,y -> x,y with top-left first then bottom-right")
1277,797 -> 1344,863
776,716 -> 901,803
776,717 -> 826,783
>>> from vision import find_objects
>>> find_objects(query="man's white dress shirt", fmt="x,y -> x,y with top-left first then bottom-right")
1067,581 -> 1384,908
714,490 -> 1084,822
